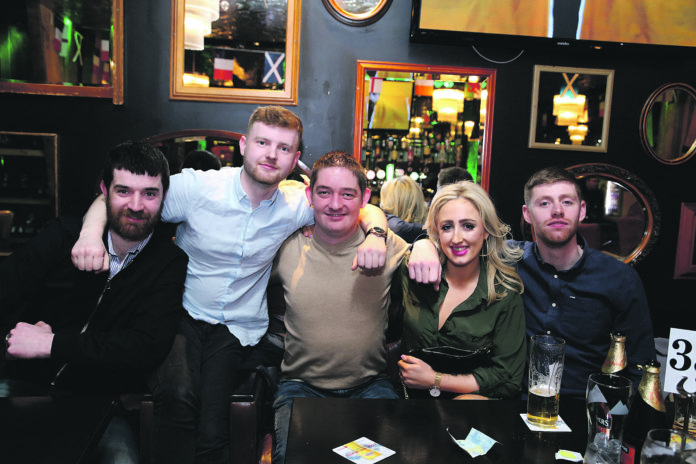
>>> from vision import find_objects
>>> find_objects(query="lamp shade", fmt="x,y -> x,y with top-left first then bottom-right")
432,88 -> 464,124
184,0 -> 220,50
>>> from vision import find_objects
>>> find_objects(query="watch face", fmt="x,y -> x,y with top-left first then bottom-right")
368,226 -> 387,238
429,387 -> 441,397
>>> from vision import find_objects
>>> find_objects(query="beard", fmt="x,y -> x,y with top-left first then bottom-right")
106,197 -> 162,243
533,223 -> 579,249
242,156 -> 286,187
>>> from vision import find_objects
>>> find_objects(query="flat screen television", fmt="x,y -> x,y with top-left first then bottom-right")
410,0 -> 696,53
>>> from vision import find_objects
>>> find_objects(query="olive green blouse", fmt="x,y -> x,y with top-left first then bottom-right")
400,259 -> 527,399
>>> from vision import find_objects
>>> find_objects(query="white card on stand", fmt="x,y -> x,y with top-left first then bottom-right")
664,328 -> 696,394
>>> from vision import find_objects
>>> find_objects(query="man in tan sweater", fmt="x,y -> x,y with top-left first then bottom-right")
268,151 -> 409,464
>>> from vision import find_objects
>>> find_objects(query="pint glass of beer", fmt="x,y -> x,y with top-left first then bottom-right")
527,335 -> 566,427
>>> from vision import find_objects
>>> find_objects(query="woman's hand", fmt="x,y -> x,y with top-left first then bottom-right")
398,354 -> 437,390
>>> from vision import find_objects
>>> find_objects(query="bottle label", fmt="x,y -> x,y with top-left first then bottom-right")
620,442 -> 636,464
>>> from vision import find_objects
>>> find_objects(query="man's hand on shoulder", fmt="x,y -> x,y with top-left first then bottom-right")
352,233 -> 387,271
409,239 -> 442,290
6,321 -> 54,359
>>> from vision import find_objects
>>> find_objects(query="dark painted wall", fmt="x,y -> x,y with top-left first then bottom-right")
1,1 -> 694,336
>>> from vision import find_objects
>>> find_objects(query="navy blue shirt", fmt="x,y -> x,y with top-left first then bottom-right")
386,214 -> 426,244
512,237 -> 655,399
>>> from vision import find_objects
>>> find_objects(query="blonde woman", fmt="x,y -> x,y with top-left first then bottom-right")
380,176 -> 428,243
398,181 -> 526,399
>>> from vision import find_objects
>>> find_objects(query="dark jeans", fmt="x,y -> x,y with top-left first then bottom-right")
272,376 -> 398,464
148,314 -> 244,464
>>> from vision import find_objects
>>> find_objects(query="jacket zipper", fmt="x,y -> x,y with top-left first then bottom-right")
51,277 -> 112,386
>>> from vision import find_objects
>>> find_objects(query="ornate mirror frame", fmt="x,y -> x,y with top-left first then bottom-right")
640,83 -> 696,165
566,163 -> 660,266
353,60 -> 496,191
170,0 -> 301,105
322,0 -> 393,26
0,0 -> 124,105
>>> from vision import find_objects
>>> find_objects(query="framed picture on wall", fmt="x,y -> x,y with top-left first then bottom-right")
529,65 -> 614,152
674,203 -> 696,279
170,0 -> 300,105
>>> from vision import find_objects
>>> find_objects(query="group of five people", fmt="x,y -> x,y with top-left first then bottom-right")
1,105 -> 654,464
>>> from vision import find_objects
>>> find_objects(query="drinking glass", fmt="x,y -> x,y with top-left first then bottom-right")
585,373 -> 632,464
527,334 -> 565,427
640,428 -> 696,463
673,395 -> 696,437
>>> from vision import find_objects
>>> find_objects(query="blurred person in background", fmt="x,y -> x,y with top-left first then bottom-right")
380,176 -> 428,243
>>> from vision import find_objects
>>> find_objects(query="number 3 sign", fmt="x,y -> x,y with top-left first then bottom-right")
664,328 -> 696,394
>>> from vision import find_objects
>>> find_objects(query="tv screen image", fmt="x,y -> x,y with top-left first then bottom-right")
412,0 -> 696,50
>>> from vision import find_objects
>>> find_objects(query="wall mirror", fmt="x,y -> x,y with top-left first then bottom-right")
322,0 -> 393,26
170,0 -> 300,105
568,163 -> 660,266
144,129 -> 243,174
529,65 -> 613,152
0,131 -> 59,256
640,83 -> 696,165
0,0 -> 124,104
354,60 -> 496,198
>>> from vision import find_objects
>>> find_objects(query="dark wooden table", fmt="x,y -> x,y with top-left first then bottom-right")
286,398 -> 588,464
0,394 -> 116,464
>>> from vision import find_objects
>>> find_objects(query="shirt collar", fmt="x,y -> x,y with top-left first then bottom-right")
440,260 -> 489,309
107,230 -> 153,277
531,234 -> 588,274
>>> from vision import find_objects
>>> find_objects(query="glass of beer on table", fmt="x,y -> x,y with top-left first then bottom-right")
527,334 -> 566,427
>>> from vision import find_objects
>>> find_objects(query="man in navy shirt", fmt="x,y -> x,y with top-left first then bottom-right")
517,166 -> 655,399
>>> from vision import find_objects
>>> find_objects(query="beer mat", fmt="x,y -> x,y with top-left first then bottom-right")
555,450 -> 583,461
333,437 -> 395,463
520,414 -> 572,432
447,427 -> 498,457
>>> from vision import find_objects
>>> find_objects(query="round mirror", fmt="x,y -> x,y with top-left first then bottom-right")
567,163 -> 660,266
322,0 -> 393,26
640,83 -> 696,165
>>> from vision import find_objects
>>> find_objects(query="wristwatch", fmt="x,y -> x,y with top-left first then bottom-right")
366,226 -> 387,240
429,372 -> 443,397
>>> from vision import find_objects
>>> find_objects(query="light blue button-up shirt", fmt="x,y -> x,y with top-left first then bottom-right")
163,167 -> 314,346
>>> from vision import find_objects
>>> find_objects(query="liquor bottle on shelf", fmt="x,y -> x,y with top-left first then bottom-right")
619,359 -> 668,464
389,135 -> 398,161
602,331 -> 628,375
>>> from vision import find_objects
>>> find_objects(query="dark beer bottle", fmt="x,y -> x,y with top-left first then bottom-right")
602,331 -> 627,375
619,360 -> 668,464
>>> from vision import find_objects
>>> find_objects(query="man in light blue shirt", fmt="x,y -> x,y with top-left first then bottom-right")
72,106 -> 389,464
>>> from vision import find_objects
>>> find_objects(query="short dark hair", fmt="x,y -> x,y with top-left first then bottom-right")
437,166 -> 473,190
102,141 -> 170,193
309,151 -> 367,195
523,166 -> 582,205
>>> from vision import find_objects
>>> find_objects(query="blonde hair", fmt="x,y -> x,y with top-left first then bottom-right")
425,181 -> 524,303
380,176 -> 428,224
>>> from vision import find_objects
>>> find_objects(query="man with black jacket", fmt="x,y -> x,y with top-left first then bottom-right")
1,141 -> 188,463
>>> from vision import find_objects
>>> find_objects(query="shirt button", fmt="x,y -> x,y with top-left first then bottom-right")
551,303 -> 557,308
554,275 -> 558,279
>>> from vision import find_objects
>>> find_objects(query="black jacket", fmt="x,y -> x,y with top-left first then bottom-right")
0,217 -> 188,394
